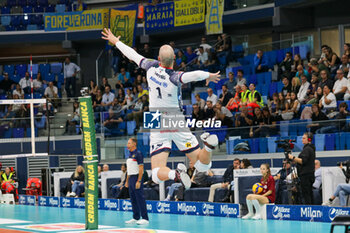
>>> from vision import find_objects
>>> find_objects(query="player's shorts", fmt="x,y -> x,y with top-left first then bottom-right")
150,129 -> 199,156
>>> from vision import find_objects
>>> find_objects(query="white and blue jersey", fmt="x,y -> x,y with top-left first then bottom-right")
126,150 -> 143,176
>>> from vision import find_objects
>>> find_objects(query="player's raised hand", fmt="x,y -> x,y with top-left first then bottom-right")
206,71 -> 221,86
101,28 -> 120,45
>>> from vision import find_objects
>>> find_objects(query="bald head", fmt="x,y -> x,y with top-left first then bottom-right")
159,45 -> 175,68
315,160 -> 321,169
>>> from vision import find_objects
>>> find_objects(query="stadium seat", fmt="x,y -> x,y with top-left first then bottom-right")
1,16 -> 11,26
4,129 -> 12,138
5,25 -> 15,31
127,121 -> 136,135
299,45 -> 309,60
45,4 -> 55,12
267,137 -> 277,153
18,0 -> 28,7
0,0 -> 6,7
11,6 -> 23,14
28,64 -> 39,75
26,128 -> 38,137
50,63 -> 62,74
277,81 -> 284,93
280,121 -> 289,137
58,73 -> 64,83
259,137 -> 268,153
27,24 -> 38,30
34,5 -> 44,13
288,120 -> 298,136
38,0 -> 48,7
1,6 -> 10,14
269,82 -> 277,98
249,74 -> 256,85
28,0 -> 38,7
48,0 -> 58,4
277,49 -> 285,63
314,134 -> 325,151
7,0 -> 17,7
55,4 -> 65,13
198,92 -> 208,101
15,64 -> 27,77
325,134 -> 335,151
13,128 -> 25,138
4,65 -> 15,75
39,63 -> 50,79
11,74 -> 20,83
250,138 -> 259,153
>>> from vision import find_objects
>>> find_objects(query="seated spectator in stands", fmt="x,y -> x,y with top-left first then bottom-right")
200,37 -> 212,51
297,75 -> 310,103
165,163 -> 193,201
254,49 -> 268,73
13,84 -> 24,99
34,112 -> 46,130
339,54 -> 349,77
241,159 -> 253,169
67,165 -> 85,198
19,72 -> 31,94
191,103 -> 204,127
235,106 -> 253,138
344,43 -> 350,58
126,95 -> 149,131
64,101 -> 80,135
100,77 -> 111,92
278,92 -> 289,114
250,107 -> 265,138
89,80 -> 98,101
134,75 -> 142,88
101,86 -> 115,111
141,43 -> 154,59
169,41 -> 179,56
214,101 -> 233,127
221,33 -> 232,53
243,163 -> 275,220
279,52 -> 293,80
296,65 -> 310,80
44,82 -> 59,113
141,76 -> 148,90
307,104 -> 329,133
103,164 -> 109,172
282,77 -> 292,97
206,48 -> 218,73
206,88 -> 217,105
175,50 -> 187,69
112,164 -> 129,199
320,46 -> 341,74
219,85 -> 233,106
236,70 -> 247,87
122,88 -> 134,107
195,93 -> 206,110
239,84 -> 250,105
115,88 -> 125,107
95,108 -> 123,134
286,92 -> 300,119
317,102 -> 350,133
291,77 -> 301,94
116,67 -> 131,89
274,160 -> 292,204
307,86 -> 323,105
319,85 -> 337,113
247,83 -> 263,108
224,72 -> 236,94
203,100 -> 215,119
345,78 -> 350,101
196,46 -> 209,68
0,73 -> 15,95
226,85 -> 242,112
333,69 -> 348,100
93,89 -> 103,112
208,158 -> 240,203
1,167 -> 17,196
269,93 -> 280,116
185,46 -> 197,64
74,0 -> 87,11
137,84 -> 149,99
291,54 -> 302,77
215,35 -> 223,52
261,107 -> 278,136
33,72 -> 44,94
313,160 -> 322,190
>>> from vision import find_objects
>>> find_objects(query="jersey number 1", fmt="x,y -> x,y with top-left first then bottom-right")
156,87 -> 162,99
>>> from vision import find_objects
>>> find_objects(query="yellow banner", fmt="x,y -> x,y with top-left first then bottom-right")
174,0 -> 205,27
110,9 -> 137,47
205,0 -> 224,35
44,9 -> 109,31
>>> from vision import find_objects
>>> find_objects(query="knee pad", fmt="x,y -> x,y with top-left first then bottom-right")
152,167 -> 162,184
194,160 -> 212,172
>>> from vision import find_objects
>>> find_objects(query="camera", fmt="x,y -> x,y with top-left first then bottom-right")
80,87 -> 89,97
275,139 -> 296,161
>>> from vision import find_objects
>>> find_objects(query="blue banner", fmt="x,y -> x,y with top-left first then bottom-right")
60,197 -> 73,208
18,195 -> 36,206
144,2 -> 174,32
100,198 -> 119,211
267,205 -> 331,222
38,196 -> 59,207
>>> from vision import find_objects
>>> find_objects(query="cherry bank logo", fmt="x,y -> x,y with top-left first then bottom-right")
49,197 -> 59,206
61,198 -> 71,207
329,208 -> 350,221
103,200 -> 118,210
144,111 -> 161,129
157,202 -> 170,213
39,197 -> 47,206
202,203 -> 214,215
177,203 -> 197,213
74,199 -> 85,208
220,205 -> 238,216
19,196 -> 26,204
272,206 -> 290,219
122,200 -> 132,211
301,207 -> 322,219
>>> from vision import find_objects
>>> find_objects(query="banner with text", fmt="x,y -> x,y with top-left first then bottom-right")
174,0 -> 205,27
110,7 -> 137,47
44,9 -> 109,31
205,0 -> 224,35
145,2 -> 174,32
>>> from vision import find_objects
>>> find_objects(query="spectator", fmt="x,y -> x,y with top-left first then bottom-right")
269,93 -> 279,116
307,86 -> 323,105
103,164 -> 109,172
285,92 -> 300,119
333,69 -> 348,100
239,84 -> 250,105
297,75 -> 310,103
206,48 -> 218,73
319,85 -> 337,112
240,159 -> 253,169
344,43 -> 350,58
89,80 -> 98,101
134,75 -> 142,87
282,77 -> 292,97
101,86 -> 115,111
261,107 -> 278,137
250,107 -> 265,138
33,72 -> 44,94
254,50 -> 268,73
248,83 -> 263,108
219,85 -> 233,106
195,94 -> 205,110
291,77 -> 301,94
200,37 -> 212,51
122,88 -> 134,107
1,167 -> 17,196
234,106 -> 253,138
66,165 -> 85,197
13,84 -> 24,99
141,43 -> 154,59
226,85 -> 242,112
175,50 -> 187,69
321,46 -> 341,74
274,159 -> 292,204
203,100 -> 215,120
116,67 -> 131,88
95,108 -> 123,134
208,158 -> 240,203
279,52 -> 293,80
74,0 -> 87,11
137,84 -> 148,99
64,57 -> 80,98
111,164 -> 129,199
243,163 -> 275,220
316,102 -> 350,133
0,73 -> 15,95
116,88 -> 125,106
196,46 -> 209,68
164,163 -> 191,201
345,77 -> 350,100
296,65 -> 310,80
291,54 -> 302,76
221,33 -> 232,52
224,72 -> 236,94
100,77 -> 111,93
126,95 -> 149,130
236,70 -> 247,86
307,104 -> 329,133
313,160 -> 322,189
215,35 -> 223,52
64,101 -> 80,135
93,90 -> 103,112
19,72 -> 31,94
44,82 -> 59,113
141,76 -> 148,91
185,46 -> 197,64
206,88 -> 217,106
169,41 -> 179,55
214,101 -> 233,127
191,103 -> 204,123
278,92 -> 289,115
339,54 -> 349,77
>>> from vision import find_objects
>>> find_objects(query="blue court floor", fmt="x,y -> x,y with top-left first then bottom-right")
0,204 -> 339,233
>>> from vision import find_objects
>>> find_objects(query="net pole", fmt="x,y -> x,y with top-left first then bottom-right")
30,55 -> 35,155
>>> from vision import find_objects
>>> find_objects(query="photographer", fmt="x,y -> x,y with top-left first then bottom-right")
323,162 -> 350,207
288,132 -> 315,204
274,159 -> 292,204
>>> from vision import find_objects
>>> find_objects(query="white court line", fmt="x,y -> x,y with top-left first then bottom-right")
0,218 -> 30,224
10,222 -> 114,232
62,228 -> 188,233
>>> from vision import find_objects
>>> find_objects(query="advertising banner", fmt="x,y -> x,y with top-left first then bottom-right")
205,0 -> 224,35
174,0 -> 205,27
110,7 -> 137,47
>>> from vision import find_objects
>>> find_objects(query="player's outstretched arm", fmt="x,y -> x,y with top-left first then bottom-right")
101,28 -> 144,66
181,71 -> 220,85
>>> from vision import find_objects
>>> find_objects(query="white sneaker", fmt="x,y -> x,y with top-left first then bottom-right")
66,192 -> 71,197
54,108 -> 58,113
200,133 -> 218,149
180,172 -> 191,190
125,219 -> 138,224
164,197 -> 170,201
322,199 -> 333,206
70,192 -> 76,197
242,213 -> 254,219
177,163 -> 187,173
252,214 -> 262,220
200,132 -> 210,141
136,219 -> 149,225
